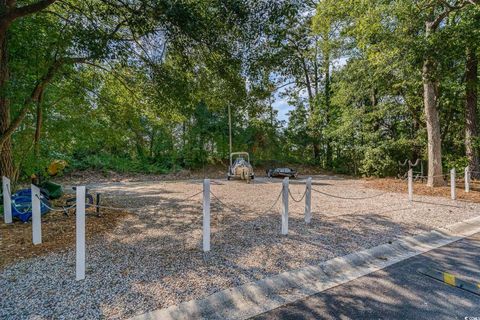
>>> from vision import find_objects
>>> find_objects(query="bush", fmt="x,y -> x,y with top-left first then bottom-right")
69,153 -> 169,174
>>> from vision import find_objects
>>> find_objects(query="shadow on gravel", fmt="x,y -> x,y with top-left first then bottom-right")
87,208 -> 417,318
250,234 -> 480,320
0,183 -> 456,320
413,200 -> 465,209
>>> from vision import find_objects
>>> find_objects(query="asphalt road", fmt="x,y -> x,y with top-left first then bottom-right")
251,233 -> 480,320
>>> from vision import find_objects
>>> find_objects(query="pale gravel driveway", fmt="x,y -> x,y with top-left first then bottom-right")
1,175 -> 479,319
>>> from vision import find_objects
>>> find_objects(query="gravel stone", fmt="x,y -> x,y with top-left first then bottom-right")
1,175 -> 479,319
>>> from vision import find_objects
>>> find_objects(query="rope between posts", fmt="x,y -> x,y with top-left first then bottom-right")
34,189 -> 204,213
210,189 -> 283,215
409,173 -> 450,178
43,201 -> 76,212
399,173 -> 451,182
209,189 -> 283,241
209,190 -> 239,213
89,204 -> 142,211
39,200 -> 136,213
209,189 -> 283,216
260,189 -> 283,215
35,195 -> 76,212
312,188 -> 386,200
288,188 -> 307,202
183,190 -> 203,200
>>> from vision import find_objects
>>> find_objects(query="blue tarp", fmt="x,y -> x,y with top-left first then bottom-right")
11,189 -> 50,222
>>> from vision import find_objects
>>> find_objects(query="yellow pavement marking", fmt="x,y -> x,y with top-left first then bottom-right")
443,272 -> 456,286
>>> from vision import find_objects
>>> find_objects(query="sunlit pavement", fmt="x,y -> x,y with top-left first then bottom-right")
251,233 -> 480,320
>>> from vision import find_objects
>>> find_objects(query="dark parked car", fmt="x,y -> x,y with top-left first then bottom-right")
266,167 -> 298,178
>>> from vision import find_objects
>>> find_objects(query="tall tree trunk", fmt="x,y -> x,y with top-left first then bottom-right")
314,40 -> 319,97
34,88 -> 44,157
301,56 -> 320,162
0,0 -> 58,180
324,52 -> 332,169
423,22 -> 444,187
0,20 -> 14,179
149,129 -> 155,158
465,46 -> 479,176
419,2 -> 480,186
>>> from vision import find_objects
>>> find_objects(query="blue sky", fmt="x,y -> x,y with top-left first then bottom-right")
270,80 -> 297,123
270,57 -> 348,123
272,95 -> 293,122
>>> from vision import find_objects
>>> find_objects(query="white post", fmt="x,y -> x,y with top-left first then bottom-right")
408,169 -> 413,202
76,186 -> 86,281
451,168 -> 456,200
281,177 -> 289,235
465,166 -> 470,193
203,179 -> 210,252
305,177 -> 312,224
31,184 -> 42,245
2,177 -> 12,224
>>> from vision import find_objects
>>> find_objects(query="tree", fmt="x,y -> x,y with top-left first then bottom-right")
313,0 -> 479,183
420,0 -> 479,186
312,0 -> 348,168
457,7 -> 480,175
0,0 -> 141,179
0,0 -> 58,179
465,46 -> 479,175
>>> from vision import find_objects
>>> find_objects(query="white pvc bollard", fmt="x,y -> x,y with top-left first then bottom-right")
202,179 -> 210,252
408,169 -> 413,202
465,166 -> 470,193
31,184 -> 42,245
281,177 -> 289,235
76,186 -> 86,281
451,168 -> 456,200
305,177 -> 312,224
2,177 -> 12,224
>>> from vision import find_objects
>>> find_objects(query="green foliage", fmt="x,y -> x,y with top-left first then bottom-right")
4,1 -> 480,180
69,153 -> 169,175
443,155 -> 469,173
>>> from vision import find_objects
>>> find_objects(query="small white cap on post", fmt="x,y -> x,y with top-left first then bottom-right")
76,186 -> 86,281
465,166 -> 470,193
31,184 -> 42,245
281,177 -> 289,235
203,179 -> 211,252
408,169 -> 413,202
305,177 -> 312,224
2,177 -> 12,224
450,168 -> 456,200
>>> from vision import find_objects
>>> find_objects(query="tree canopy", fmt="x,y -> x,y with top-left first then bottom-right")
0,0 -> 479,184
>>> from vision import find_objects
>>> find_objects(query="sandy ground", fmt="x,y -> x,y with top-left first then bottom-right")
1,175 -> 480,319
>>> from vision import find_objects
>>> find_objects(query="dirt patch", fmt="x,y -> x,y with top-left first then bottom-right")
52,165 -> 329,185
364,178 -> 480,203
0,197 -> 130,269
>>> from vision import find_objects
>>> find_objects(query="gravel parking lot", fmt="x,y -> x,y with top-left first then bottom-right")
1,175 -> 479,319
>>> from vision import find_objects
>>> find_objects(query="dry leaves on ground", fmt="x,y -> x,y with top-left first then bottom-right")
0,197 -> 130,269
364,178 -> 480,203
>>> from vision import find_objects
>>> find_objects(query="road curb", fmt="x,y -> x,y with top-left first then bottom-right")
130,215 -> 480,320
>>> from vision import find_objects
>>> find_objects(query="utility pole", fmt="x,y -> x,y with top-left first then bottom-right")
270,97 -> 274,127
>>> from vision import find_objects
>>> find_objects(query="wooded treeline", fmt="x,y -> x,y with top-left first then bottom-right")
0,0 -> 479,185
